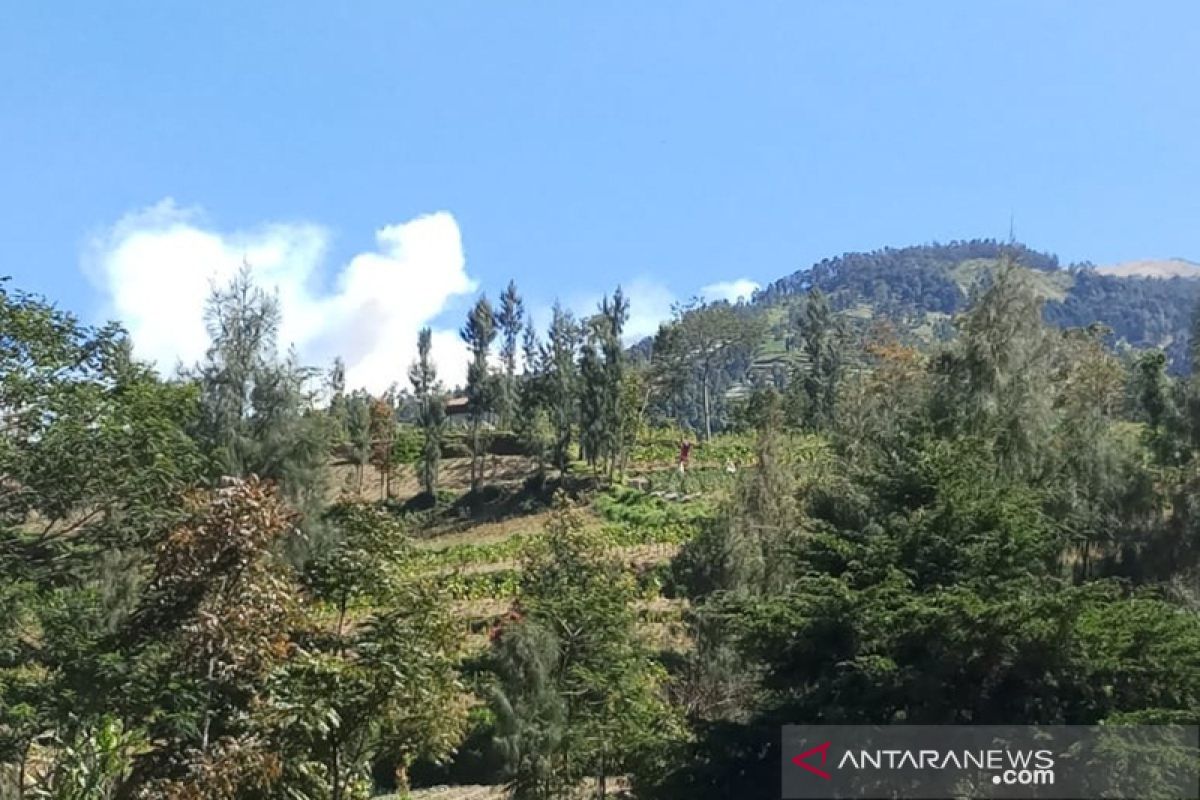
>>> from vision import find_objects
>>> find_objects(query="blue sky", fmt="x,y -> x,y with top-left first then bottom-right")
3,2 -> 1198,387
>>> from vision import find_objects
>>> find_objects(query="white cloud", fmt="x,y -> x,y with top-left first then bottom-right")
622,278 -> 677,342
700,278 -> 760,304
88,199 -> 476,392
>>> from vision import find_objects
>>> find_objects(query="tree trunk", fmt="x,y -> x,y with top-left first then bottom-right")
330,747 -> 341,800
17,744 -> 27,800
702,374 -> 713,441
471,419 -> 480,492
201,652 -> 216,752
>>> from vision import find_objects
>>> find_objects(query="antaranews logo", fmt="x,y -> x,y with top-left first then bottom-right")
791,741 -> 832,780
792,742 -> 1054,785
780,725 -> 1199,800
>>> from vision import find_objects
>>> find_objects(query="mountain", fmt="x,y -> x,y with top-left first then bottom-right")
747,239 -> 1200,373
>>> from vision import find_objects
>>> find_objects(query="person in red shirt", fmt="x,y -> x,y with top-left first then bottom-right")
678,439 -> 692,474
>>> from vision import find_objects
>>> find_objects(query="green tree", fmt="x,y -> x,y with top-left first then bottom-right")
344,392 -> 372,494
488,499 -> 681,799
577,334 -> 605,472
514,326 -> 553,477
497,280 -> 526,431
327,356 -> 349,446
789,289 -> 844,431
194,267 -> 329,543
544,304 -> 580,472
598,289 -> 630,477
304,501 -> 407,641
663,301 -> 760,440
409,327 -> 445,497
461,296 -> 498,493
292,503 -> 466,800
0,284 -> 202,799
930,264 -> 1056,479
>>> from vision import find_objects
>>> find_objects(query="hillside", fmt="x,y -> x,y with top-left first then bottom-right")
8,250 -> 1200,800
747,239 -> 1200,373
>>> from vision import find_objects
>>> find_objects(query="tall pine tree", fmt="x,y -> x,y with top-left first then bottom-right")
408,327 -> 445,497
497,280 -> 525,431
461,296 -> 497,493
545,304 -> 581,472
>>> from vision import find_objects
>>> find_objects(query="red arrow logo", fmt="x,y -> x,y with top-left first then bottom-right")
791,741 -> 832,780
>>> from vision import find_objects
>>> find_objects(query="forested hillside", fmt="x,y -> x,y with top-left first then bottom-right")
3,255 -> 1200,799
753,238 -> 1200,370
640,240 -> 1200,436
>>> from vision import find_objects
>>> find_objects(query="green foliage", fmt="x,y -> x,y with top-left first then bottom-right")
10,240 -> 1200,800
652,276 -> 1200,795
461,296 -> 498,492
496,281 -> 526,431
409,327 -> 446,496
544,304 -> 581,471
304,501 -> 410,634
30,715 -> 144,800
195,267 -> 329,501
272,583 -> 467,800
653,300 -> 762,439
788,289 -> 845,430
485,498 -> 683,798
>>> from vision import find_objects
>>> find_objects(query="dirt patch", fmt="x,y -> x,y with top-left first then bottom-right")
328,455 -> 538,503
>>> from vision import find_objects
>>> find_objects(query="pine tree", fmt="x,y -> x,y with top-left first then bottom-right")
497,280 -> 526,431
545,304 -> 581,472
930,263 -> 1055,478
515,325 -> 553,476
461,296 -> 497,493
578,334 -> 605,470
790,288 -> 843,431
327,356 -> 348,446
196,266 -> 328,545
599,288 -> 630,476
488,498 -> 681,799
408,327 -> 445,497
345,392 -> 372,493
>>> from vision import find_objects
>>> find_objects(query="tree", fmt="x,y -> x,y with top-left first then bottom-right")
293,502 -> 467,799
327,356 -> 349,444
930,263 -> 1056,479
304,501 -> 407,641
0,284 -> 202,800
515,326 -> 553,477
121,478 -> 302,797
488,498 -> 682,799
544,304 -> 581,472
598,289 -> 630,476
344,392 -> 372,494
409,327 -> 445,497
577,289 -> 632,477
789,289 -> 844,431
461,296 -> 498,493
194,267 -> 329,547
369,396 -> 396,500
577,335 -> 605,472
497,281 -> 526,431
662,301 -> 760,440
649,322 -> 691,426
